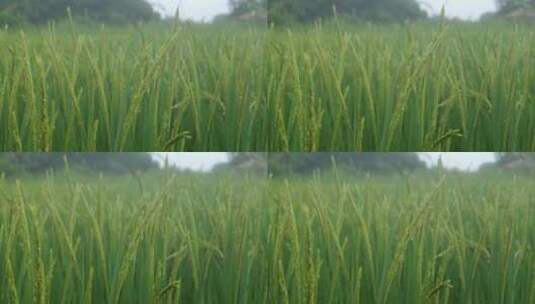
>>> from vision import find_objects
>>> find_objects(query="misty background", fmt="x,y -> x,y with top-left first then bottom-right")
153,0 -> 498,21
1,0 -> 530,26
154,153 -> 497,172
1,153 -> 534,179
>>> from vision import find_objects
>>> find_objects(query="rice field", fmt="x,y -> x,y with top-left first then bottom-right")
266,22 -> 535,151
1,22 -> 535,151
0,23 -> 266,151
0,169 -> 533,303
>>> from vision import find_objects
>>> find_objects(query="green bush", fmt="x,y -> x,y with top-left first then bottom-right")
267,0 -> 427,26
0,153 -> 158,176
0,0 -> 158,26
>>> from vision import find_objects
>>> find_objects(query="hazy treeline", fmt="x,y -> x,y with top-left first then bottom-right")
267,0 -> 426,25
230,0 -> 535,24
0,0 -> 158,25
485,153 -> 535,171
220,153 -> 535,176
221,153 -> 426,176
0,153 -> 426,178
218,0 -> 428,24
266,153 -> 425,175
496,0 -> 535,12
1,0 -> 533,26
0,153 -> 158,176
2,153 -> 535,178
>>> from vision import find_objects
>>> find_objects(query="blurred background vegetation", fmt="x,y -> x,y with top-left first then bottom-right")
266,0 -> 426,25
218,153 -> 426,176
217,153 -> 535,176
221,0 -> 535,25
1,0 -> 534,27
1,153 -> 534,178
0,0 -> 159,26
0,153 -> 158,176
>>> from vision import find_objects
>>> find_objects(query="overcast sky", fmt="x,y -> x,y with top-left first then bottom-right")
151,0 -> 229,21
424,0 -> 497,20
151,0 -> 497,22
153,153 -> 498,172
421,153 -> 496,172
153,153 -> 230,172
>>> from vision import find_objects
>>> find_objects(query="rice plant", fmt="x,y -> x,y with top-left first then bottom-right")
266,21 -> 535,151
0,23 -> 267,151
0,169 -> 533,303
1,21 -> 534,151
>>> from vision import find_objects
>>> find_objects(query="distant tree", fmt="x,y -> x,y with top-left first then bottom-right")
0,0 -> 158,26
214,153 -> 268,174
267,153 -> 425,176
478,153 -> 535,173
265,0 -> 427,25
220,153 -> 425,176
66,153 -> 159,173
495,153 -> 535,168
229,0 -> 265,15
496,0 -> 535,13
0,153 -> 158,176
220,0 -> 266,23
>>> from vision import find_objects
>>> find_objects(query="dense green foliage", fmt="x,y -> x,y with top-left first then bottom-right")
0,169 -> 533,303
496,0 -> 535,12
482,153 -> 535,172
0,0 -> 158,26
267,0 -> 427,25
496,152 -> 535,163
223,153 -> 425,176
226,0 -> 426,25
266,153 -> 424,175
229,0 -> 266,16
0,153 -> 158,176
1,22 -> 535,151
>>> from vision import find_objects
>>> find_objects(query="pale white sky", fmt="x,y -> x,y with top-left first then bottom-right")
151,0 -> 497,22
151,0 -> 230,22
421,153 -> 496,172
424,0 -> 497,20
153,153 -> 230,171
153,153 -> 498,172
